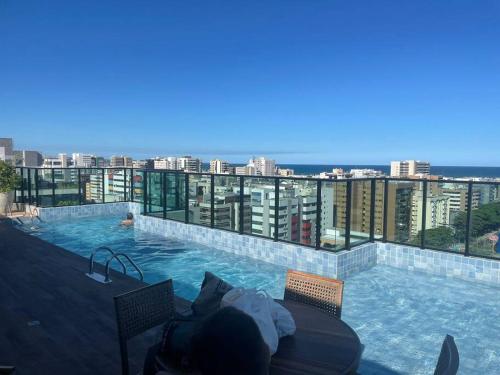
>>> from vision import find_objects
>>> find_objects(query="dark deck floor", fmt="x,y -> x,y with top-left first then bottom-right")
0,219 -> 190,375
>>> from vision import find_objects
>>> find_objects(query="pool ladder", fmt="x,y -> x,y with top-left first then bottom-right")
86,246 -> 144,284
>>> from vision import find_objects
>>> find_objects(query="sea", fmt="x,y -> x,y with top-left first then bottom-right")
203,163 -> 500,178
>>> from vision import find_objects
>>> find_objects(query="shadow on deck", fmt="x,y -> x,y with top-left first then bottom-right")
0,219 -> 190,374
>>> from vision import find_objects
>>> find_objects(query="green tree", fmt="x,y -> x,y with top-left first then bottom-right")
0,160 -> 21,193
411,226 -> 455,249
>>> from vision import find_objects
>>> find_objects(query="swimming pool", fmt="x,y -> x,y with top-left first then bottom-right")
20,215 -> 500,374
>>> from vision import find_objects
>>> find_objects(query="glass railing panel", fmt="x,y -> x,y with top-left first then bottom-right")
146,171 -> 163,217
80,169 -> 103,204
104,168 -> 126,203
20,168 -> 29,203
468,183 -> 500,259
124,168 -> 132,201
417,181 -> 468,253
277,178 -> 318,246
320,181 -> 347,251
188,174 -> 212,226
166,172 -> 186,222
385,180 -> 421,244
350,180 -> 372,246
242,177 -> 276,239
36,169 -> 53,207
213,175 -> 240,231
14,168 -> 23,203
374,180 -> 385,239
132,170 -> 144,203
53,168 -> 79,206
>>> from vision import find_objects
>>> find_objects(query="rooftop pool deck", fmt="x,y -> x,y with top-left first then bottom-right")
9,212 -> 500,374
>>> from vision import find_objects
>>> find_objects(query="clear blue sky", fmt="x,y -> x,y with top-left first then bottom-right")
1,0 -> 499,165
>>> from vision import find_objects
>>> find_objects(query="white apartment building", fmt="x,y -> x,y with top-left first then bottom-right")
410,190 -> 451,236
154,157 -> 178,170
442,187 -> 480,211
248,157 -> 276,176
72,153 -> 94,167
390,160 -> 431,177
210,159 -> 230,174
43,154 -> 68,168
0,138 -> 14,163
235,165 -> 256,176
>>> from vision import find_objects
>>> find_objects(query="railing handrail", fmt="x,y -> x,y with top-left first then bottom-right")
89,246 -> 127,275
104,253 -> 144,282
14,166 -> 500,262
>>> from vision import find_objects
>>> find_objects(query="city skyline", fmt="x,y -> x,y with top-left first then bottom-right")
2,1 -> 500,165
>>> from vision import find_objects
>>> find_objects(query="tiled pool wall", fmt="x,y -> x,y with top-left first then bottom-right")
34,203 -> 500,285
377,243 -> 500,286
134,212 -> 377,280
36,202 -> 137,221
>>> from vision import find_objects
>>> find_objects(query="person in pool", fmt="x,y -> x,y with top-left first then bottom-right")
121,212 -> 134,227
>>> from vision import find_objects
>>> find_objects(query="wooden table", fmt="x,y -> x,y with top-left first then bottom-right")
270,300 -> 362,375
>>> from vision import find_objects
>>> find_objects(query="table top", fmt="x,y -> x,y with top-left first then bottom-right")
270,299 -> 362,375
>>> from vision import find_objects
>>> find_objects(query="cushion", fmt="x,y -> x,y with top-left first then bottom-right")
191,272 -> 233,316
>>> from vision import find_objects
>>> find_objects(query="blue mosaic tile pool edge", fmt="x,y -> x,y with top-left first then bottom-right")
35,204 -> 500,285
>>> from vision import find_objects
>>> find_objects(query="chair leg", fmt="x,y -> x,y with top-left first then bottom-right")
119,340 -> 129,375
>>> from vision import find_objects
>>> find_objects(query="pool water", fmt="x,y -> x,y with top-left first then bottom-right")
21,215 -> 500,374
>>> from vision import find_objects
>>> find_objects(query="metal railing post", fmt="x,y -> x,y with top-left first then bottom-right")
210,174 -> 215,228
51,168 -> 56,207
184,173 -> 189,223
239,176 -> 244,234
465,181 -> 473,256
420,181 -> 428,249
369,179 -> 376,242
315,180 -> 322,250
123,169 -> 127,202
274,178 -> 279,241
345,180 -> 352,250
383,178 -> 388,242
130,168 -> 134,201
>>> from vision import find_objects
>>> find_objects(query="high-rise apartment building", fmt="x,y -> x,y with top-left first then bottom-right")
177,156 -> 202,173
410,190 -> 451,236
14,150 -> 43,167
110,155 -> 133,167
235,165 -> 256,176
72,153 -> 94,167
248,157 -> 276,176
390,160 -> 431,177
43,153 -> 68,168
210,159 -> 230,174
0,138 -> 14,164
441,186 -> 480,211
154,157 -> 178,170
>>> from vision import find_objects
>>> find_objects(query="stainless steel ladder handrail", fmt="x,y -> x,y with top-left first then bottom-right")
88,246 -> 127,276
104,253 -> 144,282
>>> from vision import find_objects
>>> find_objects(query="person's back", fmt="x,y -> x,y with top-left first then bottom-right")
191,306 -> 270,375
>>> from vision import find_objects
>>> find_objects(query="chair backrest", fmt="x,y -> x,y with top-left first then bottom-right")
114,280 -> 175,375
284,270 -> 344,319
434,334 -> 459,375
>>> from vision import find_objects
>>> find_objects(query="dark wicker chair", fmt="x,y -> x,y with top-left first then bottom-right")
284,270 -> 344,319
434,335 -> 459,375
114,280 -> 176,375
